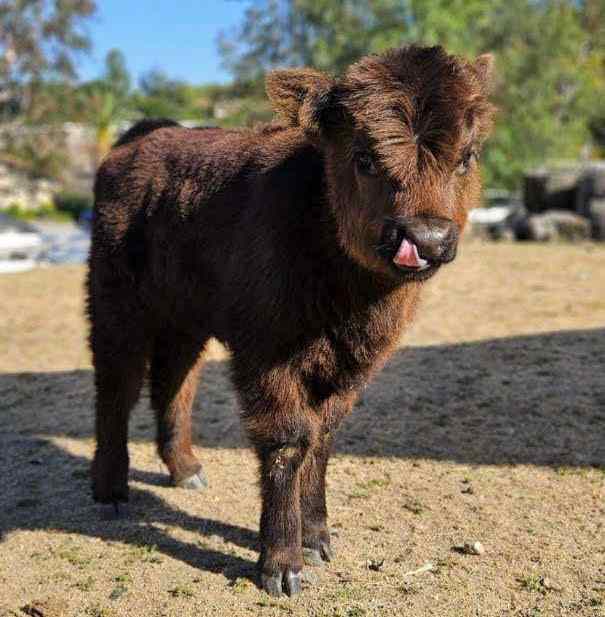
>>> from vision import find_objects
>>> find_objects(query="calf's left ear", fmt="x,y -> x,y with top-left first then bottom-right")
266,68 -> 342,137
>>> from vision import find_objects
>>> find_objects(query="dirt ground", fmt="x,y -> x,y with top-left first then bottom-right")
0,241 -> 604,617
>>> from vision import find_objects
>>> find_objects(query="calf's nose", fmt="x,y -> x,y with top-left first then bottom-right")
402,217 -> 459,263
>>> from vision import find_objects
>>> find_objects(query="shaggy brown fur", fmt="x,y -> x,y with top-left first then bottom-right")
87,45 -> 495,597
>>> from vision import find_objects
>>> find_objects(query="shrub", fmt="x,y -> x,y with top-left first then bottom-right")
5,200 -> 72,222
53,191 -> 93,219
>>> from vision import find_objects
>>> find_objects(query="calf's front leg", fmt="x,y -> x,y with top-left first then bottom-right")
235,363 -> 318,596
300,431 -> 333,566
257,440 -> 308,596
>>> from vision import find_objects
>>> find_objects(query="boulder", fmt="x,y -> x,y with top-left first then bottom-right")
523,167 -> 583,213
468,202 -> 525,241
516,210 -> 592,242
587,198 -> 605,241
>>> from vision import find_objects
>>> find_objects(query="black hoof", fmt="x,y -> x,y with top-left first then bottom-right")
285,570 -> 302,596
174,470 -> 208,490
303,540 -> 333,566
261,568 -> 303,597
320,540 -> 333,562
98,502 -> 129,521
261,572 -> 283,597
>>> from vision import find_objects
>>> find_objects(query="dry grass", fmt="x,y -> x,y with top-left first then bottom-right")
0,241 -> 604,617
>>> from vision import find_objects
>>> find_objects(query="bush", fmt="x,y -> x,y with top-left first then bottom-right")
5,200 -> 72,222
53,191 -> 93,219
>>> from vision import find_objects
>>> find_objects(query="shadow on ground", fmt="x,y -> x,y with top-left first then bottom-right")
1,328 -> 604,579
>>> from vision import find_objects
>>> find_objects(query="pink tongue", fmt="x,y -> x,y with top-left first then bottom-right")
393,238 -> 426,268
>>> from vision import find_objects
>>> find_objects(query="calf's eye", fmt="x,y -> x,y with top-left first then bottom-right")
456,150 -> 478,176
355,151 -> 378,176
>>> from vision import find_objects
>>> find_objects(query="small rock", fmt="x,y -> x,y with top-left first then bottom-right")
454,541 -> 485,555
366,559 -> 385,571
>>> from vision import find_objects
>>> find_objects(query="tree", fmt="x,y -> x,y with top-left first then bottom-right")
0,0 -> 97,116
132,69 -> 208,120
0,0 -> 97,181
77,49 -> 132,164
218,0 -> 405,82
103,48 -> 131,104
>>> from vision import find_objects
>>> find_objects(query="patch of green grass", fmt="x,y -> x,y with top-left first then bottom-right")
403,498 -> 426,515
363,477 -> 391,489
230,577 -> 253,593
348,488 -> 370,499
109,584 -> 128,601
518,574 -> 552,594
348,476 -> 391,499
113,573 -> 132,584
126,543 -> 162,564
55,545 -> 92,568
554,465 -> 605,478
84,604 -> 116,617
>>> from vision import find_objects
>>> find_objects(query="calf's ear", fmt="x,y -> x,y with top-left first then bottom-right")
266,68 -> 342,136
473,53 -> 496,92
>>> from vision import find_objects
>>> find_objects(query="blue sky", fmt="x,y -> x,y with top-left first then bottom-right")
77,1 -> 250,85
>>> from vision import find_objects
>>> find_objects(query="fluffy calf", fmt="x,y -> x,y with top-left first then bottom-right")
88,45 -> 494,597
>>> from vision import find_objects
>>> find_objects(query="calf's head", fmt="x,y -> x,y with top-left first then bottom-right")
266,45 -> 495,282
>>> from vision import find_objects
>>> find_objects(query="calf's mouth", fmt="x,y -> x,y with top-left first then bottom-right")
377,217 -> 459,281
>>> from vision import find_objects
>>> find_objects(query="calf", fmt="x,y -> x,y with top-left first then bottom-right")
88,45 -> 494,597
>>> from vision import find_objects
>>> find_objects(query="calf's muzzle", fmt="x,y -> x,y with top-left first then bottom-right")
380,216 -> 459,271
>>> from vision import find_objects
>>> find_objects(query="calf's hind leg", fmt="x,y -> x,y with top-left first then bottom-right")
91,339 -> 147,506
150,332 -> 208,489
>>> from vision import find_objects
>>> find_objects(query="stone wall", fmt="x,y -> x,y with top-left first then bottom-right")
0,122 -> 96,210
0,162 -> 59,210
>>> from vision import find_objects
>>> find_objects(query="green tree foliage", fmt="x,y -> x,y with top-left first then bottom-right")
220,0 -> 605,189
76,49 -> 133,164
0,0 -> 97,179
0,0 -> 96,116
104,48 -> 131,103
131,69 -> 203,120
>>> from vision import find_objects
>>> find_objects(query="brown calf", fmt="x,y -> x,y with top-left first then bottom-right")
88,45 -> 495,597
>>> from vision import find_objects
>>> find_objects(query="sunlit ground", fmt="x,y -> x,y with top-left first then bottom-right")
1,241 -> 604,617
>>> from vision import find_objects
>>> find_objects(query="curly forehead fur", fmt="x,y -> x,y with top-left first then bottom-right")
265,45 -> 495,186
339,45 -> 495,183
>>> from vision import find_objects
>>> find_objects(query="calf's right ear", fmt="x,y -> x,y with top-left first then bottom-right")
266,68 -> 344,137
473,53 -> 496,93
